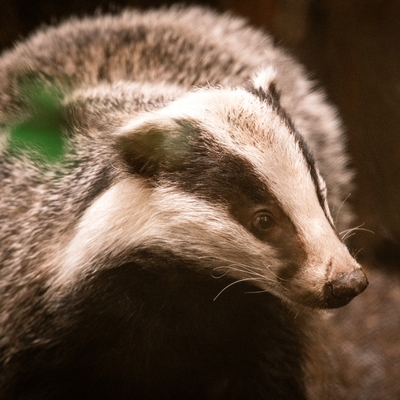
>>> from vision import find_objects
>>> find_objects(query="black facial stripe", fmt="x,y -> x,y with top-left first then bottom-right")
245,81 -> 282,110
294,133 -> 337,231
246,84 -> 336,230
162,123 -> 272,207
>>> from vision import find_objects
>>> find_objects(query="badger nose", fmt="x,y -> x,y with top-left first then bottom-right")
330,269 -> 368,298
323,269 -> 368,308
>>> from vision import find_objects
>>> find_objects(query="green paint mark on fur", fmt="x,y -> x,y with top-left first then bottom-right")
8,80 -> 65,163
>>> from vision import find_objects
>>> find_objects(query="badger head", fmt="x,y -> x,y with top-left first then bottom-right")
64,68 -> 367,309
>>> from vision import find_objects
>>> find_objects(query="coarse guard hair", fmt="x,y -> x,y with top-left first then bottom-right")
0,5 -> 367,400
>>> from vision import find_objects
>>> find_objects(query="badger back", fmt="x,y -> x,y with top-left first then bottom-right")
57,69 -> 367,309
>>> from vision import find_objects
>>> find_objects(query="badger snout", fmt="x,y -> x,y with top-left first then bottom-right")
323,268 -> 368,308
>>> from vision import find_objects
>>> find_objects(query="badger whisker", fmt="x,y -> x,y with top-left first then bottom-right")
211,257 -> 265,276
213,258 -> 290,293
212,263 -> 274,283
261,261 -> 282,280
343,232 -> 356,241
244,288 -> 271,295
340,223 -> 375,242
213,277 -> 261,301
352,247 -> 364,260
334,193 -> 351,227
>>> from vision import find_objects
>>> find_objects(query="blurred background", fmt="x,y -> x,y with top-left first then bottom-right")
1,0 -> 400,397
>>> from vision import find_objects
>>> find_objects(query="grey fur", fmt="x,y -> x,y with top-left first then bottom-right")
0,6 -> 361,399
0,6 -> 353,229
0,6 -> 352,218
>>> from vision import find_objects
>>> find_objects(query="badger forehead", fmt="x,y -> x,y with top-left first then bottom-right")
150,87 -> 327,212
118,86 -> 315,177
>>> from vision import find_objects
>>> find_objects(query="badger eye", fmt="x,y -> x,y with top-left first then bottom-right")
253,213 -> 275,232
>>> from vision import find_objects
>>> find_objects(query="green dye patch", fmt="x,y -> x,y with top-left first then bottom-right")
8,81 -> 66,163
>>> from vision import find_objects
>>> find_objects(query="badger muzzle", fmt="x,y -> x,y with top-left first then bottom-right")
322,267 -> 368,308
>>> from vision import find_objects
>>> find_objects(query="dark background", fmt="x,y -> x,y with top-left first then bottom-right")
1,0 -> 399,270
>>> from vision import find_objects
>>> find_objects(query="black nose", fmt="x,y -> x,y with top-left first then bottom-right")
323,269 -> 368,308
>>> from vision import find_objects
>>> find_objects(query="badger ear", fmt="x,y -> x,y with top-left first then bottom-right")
114,116 -> 194,177
246,66 -> 281,105
251,66 -> 277,92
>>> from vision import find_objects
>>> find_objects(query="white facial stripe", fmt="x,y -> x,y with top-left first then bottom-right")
56,178 -> 283,293
57,178 -> 157,285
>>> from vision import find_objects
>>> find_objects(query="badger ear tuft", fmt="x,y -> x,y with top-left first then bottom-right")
246,66 -> 281,106
114,116 -> 194,177
251,66 -> 277,92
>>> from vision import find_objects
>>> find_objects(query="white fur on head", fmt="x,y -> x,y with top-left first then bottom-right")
56,178 -> 281,295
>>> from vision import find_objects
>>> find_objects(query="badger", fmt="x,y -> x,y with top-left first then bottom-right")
0,6 -> 368,400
